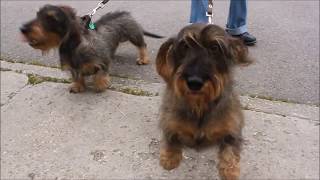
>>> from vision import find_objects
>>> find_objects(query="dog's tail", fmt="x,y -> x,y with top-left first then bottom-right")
143,30 -> 164,38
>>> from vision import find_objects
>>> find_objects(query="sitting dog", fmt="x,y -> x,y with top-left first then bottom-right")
20,5 -> 162,93
156,24 -> 252,179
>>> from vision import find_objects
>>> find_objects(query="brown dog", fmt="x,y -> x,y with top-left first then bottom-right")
156,24 -> 252,180
20,5 -> 162,93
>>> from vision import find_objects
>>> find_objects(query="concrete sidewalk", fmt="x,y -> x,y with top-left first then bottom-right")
1,61 -> 319,179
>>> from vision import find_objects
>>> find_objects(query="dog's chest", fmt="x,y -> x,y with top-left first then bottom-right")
59,36 -> 107,69
167,119 -> 229,147
59,47 -> 103,76
60,57 -> 99,75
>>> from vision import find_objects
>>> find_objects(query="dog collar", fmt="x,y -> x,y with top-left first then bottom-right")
88,22 -> 96,30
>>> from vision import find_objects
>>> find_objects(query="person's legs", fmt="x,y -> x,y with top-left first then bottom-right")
190,0 -> 208,23
226,0 -> 247,35
226,0 -> 256,45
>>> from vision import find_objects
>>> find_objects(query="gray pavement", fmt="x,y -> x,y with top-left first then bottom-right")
1,0 -> 319,105
0,71 -> 28,106
1,61 -> 319,179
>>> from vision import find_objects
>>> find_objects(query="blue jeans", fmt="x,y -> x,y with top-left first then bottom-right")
190,0 -> 248,35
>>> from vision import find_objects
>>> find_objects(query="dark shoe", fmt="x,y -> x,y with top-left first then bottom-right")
232,32 -> 257,46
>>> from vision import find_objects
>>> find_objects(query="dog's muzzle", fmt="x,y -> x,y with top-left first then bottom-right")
20,25 -> 30,34
186,76 -> 204,91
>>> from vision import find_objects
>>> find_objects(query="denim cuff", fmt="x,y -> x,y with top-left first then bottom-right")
226,24 -> 247,35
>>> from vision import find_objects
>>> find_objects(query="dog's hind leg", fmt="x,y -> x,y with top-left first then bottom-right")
128,34 -> 149,65
136,45 -> 150,65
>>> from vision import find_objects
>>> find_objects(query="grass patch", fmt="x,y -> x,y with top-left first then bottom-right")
28,60 -> 60,69
110,73 -> 140,81
27,74 -> 45,85
248,94 -> 291,103
110,86 -> 154,96
27,74 -> 71,85
1,56 -> 60,69
19,71 -> 157,97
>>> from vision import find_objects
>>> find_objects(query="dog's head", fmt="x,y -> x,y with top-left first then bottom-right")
20,5 -> 77,52
156,24 -> 252,113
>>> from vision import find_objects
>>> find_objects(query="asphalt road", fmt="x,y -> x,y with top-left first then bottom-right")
1,0 -> 319,105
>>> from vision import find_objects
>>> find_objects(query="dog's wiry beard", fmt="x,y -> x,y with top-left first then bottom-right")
173,73 -> 229,119
186,95 -> 209,118
174,76 -> 212,118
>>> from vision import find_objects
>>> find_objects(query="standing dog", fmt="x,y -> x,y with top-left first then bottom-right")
156,24 -> 252,180
20,5 -> 162,93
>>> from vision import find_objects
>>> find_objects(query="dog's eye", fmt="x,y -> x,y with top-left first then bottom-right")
46,15 -> 57,22
210,45 -> 220,53
177,41 -> 189,51
209,43 -> 228,58
173,41 -> 189,59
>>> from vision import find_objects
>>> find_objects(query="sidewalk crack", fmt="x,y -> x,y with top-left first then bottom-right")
1,84 -> 29,107
244,107 -> 319,122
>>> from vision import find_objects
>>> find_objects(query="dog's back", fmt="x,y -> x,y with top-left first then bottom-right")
95,11 -> 143,37
95,11 -> 162,40
95,11 -> 132,27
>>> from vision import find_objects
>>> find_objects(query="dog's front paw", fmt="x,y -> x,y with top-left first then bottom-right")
69,83 -> 85,93
160,148 -> 182,170
94,82 -> 109,92
136,58 -> 149,65
218,146 -> 240,180
94,74 -> 110,92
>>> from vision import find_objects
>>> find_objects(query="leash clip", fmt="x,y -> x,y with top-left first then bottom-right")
206,0 -> 214,24
85,0 -> 110,30
89,0 -> 110,17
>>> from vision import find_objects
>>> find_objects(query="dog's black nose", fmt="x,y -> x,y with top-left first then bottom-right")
20,25 -> 29,34
186,76 -> 204,91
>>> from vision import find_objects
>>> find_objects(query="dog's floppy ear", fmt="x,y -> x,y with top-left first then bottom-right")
46,10 -> 59,22
58,5 -> 77,19
227,36 -> 253,66
80,15 -> 91,28
156,38 -> 175,82
201,24 -> 252,66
